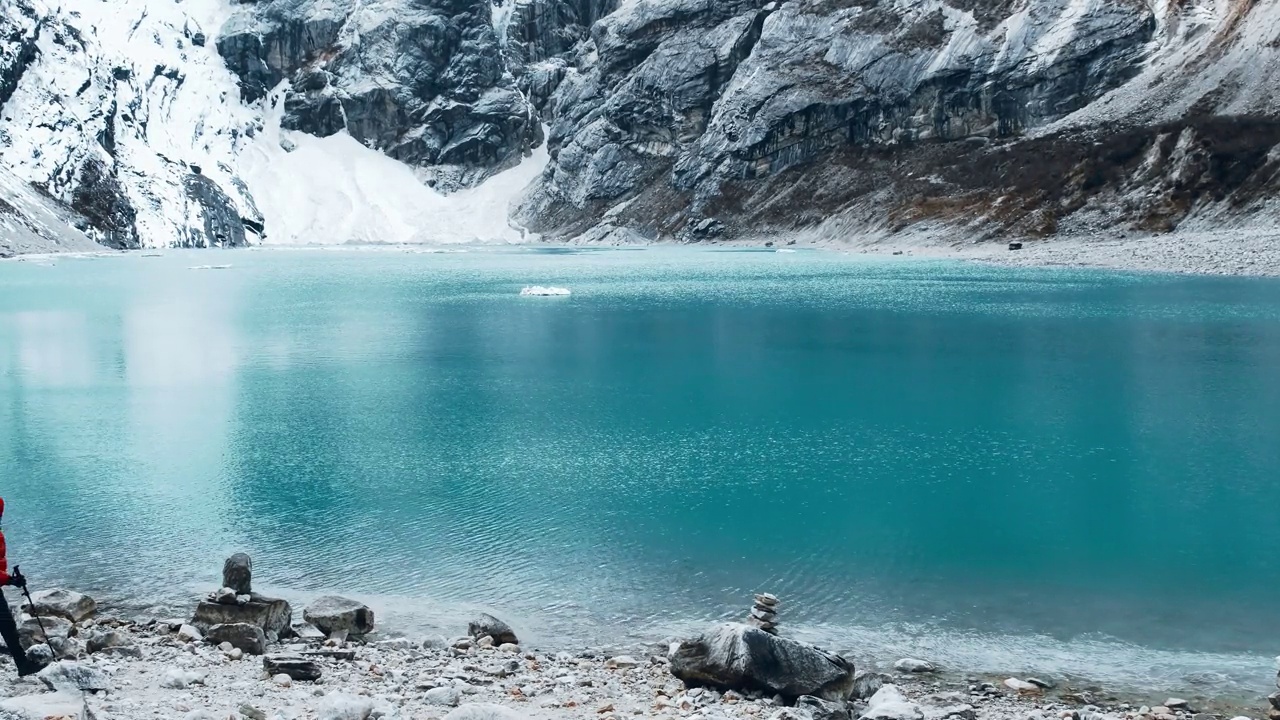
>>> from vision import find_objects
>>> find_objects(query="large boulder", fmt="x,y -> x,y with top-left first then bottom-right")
799,695 -> 854,720
669,623 -> 855,701
24,589 -> 96,622
223,553 -> 253,595
191,593 -> 292,636
303,596 -> 374,638
205,623 -> 267,655
467,613 -> 518,645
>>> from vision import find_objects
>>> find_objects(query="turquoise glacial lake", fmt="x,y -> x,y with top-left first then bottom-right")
2,248 -> 1279,695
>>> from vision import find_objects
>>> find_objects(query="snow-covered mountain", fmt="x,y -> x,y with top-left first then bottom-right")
3,0 -> 1280,254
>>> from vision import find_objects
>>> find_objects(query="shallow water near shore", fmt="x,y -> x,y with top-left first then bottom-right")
3,247 -> 1280,699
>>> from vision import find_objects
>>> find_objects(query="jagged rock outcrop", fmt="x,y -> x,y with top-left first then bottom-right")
513,0 -> 1280,244
216,0 -> 542,190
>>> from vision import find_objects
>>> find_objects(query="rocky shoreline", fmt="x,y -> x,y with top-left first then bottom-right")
1,557 -> 1276,720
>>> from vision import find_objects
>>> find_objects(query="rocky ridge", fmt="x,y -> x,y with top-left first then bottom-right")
5,0 -> 1280,254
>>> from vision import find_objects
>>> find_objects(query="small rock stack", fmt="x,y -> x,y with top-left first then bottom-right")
1268,666 -> 1280,720
748,593 -> 779,634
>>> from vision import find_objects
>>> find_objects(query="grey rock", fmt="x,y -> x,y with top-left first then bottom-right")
468,613 -> 518,645
798,695 -> 851,720
18,615 -> 72,650
670,623 -> 854,701
37,661 -> 112,693
191,594 -> 293,636
239,704 -> 267,720
426,686 -> 463,707
24,589 -> 97,623
205,623 -> 268,655
85,629 -> 134,654
223,553 -> 253,596
851,671 -> 891,700
303,596 -> 375,637
264,654 -> 322,682
25,643 -> 54,665
182,175 -> 252,248
1269,692 -> 1280,711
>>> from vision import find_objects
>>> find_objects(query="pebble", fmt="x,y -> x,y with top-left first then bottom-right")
272,673 -> 293,687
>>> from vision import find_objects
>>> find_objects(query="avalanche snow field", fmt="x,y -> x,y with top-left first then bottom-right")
2,246 -> 1280,696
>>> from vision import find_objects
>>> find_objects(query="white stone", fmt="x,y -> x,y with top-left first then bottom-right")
862,685 -> 925,720
605,655 -> 640,669
1004,678 -> 1040,692
160,668 -> 207,689
894,658 -> 937,673
273,673 -> 293,687
178,624 -> 203,642
426,686 -> 464,707
317,693 -> 376,720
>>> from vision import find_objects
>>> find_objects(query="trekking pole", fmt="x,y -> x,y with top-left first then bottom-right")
12,566 -> 49,643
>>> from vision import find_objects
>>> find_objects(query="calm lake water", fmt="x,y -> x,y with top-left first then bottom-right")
2,247 -> 1279,695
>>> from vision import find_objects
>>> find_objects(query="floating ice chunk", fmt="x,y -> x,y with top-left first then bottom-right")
188,264 -> 233,270
776,248 -> 797,253
520,286 -> 571,296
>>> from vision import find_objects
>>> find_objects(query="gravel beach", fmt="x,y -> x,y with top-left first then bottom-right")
0,586 -> 1272,720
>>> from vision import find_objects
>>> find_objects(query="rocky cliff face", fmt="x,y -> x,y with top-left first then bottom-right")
3,0 -> 1280,250
513,0 -> 1280,243
216,0 -> 542,191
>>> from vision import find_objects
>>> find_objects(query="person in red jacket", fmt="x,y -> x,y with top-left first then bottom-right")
0,498 -> 47,676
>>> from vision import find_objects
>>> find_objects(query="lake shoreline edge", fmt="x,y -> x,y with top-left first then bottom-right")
3,587 -> 1273,720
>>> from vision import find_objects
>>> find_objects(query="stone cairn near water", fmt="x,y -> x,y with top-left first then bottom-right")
747,592 -> 779,634
1268,661 -> 1280,720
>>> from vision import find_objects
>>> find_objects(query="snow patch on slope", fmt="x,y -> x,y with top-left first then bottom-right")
241,87 -> 549,245
1,0 -> 548,250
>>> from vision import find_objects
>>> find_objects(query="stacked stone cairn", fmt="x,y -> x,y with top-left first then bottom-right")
748,592 -> 779,634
